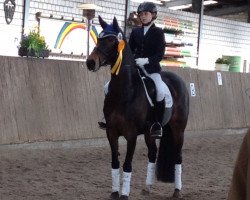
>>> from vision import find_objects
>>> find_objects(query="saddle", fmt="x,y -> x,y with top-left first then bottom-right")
137,69 -> 172,127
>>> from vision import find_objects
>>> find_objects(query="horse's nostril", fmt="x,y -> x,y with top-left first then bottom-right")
86,59 -> 95,70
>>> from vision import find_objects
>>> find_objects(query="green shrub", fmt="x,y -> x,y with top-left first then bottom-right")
215,57 -> 230,65
20,29 -> 49,57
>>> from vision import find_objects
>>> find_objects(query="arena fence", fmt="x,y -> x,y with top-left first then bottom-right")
0,56 -> 249,144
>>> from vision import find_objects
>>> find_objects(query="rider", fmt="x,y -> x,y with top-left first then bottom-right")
129,2 -> 173,138
98,2 -> 172,138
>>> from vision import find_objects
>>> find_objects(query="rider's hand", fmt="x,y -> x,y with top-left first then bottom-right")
135,58 -> 149,68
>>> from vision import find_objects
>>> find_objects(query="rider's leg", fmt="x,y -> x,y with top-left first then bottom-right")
98,81 -> 110,129
150,98 -> 165,138
149,73 -> 172,138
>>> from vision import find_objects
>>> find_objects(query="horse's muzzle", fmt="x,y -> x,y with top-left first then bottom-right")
86,59 -> 96,71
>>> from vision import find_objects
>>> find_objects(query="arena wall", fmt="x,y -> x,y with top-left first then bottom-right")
1,1 -> 250,71
0,56 -> 249,145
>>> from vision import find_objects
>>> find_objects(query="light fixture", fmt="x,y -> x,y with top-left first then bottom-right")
78,3 -> 102,58
168,0 -> 218,10
204,0 -> 218,5
130,0 -> 163,5
169,4 -> 192,10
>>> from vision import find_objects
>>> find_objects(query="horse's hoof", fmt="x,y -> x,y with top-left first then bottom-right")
110,191 -> 119,200
172,189 -> 181,198
141,188 -> 150,196
119,195 -> 129,200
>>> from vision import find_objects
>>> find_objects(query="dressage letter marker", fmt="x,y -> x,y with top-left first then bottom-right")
217,72 -> 223,85
190,83 -> 196,97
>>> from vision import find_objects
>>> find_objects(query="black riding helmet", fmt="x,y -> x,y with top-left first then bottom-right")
137,2 -> 157,20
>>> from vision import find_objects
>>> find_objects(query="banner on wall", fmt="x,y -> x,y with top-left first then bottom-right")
39,18 -> 101,57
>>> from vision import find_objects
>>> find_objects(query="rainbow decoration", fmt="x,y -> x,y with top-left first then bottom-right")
54,22 -> 98,49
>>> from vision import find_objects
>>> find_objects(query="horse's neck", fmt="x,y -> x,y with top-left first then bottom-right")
109,43 -> 138,102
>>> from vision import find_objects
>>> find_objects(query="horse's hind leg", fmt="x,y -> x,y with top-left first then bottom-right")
172,126 -> 185,198
142,133 -> 157,195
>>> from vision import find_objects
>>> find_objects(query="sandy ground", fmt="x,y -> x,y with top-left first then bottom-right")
0,129 -> 247,200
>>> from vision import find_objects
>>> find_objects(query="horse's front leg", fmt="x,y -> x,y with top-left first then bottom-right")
107,132 -> 120,200
142,132 -> 157,195
120,136 -> 137,200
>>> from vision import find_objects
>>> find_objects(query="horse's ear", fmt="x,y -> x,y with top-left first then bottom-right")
98,15 -> 108,29
113,17 -> 120,33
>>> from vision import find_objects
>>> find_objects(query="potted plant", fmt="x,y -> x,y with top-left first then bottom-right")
215,57 -> 230,71
18,28 -> 50,58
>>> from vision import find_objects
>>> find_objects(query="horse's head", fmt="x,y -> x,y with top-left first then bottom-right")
86,16 -> 124,72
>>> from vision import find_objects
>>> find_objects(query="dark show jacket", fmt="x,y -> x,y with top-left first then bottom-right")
129,23 -> 166,74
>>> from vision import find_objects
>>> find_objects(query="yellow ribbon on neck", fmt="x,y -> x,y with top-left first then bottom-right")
111,40 -> 125,75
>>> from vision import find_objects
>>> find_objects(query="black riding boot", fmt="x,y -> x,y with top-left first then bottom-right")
98,117 -> 106,130
150,99 -> 165,138
98,93 -> 107,130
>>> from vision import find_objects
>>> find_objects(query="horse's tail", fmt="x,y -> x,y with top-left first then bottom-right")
156,124 -> 175,183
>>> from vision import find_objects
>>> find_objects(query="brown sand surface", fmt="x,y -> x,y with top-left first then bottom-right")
0,129 -> 246,200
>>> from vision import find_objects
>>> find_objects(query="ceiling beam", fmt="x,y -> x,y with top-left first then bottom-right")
192,0 -> 202,13
205,5 -> 248,16
163,0 -> 192,7
248,0 -> 250,22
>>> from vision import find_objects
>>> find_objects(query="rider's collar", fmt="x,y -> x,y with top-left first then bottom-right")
143,22 -> 154,35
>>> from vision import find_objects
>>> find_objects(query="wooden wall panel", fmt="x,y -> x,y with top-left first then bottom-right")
197,70 -> 223,129
167,67 -> 204,131
241,73 -> 250,127
0,56 -> 249,144
229,72 -> 247,128
0,57 -> 19,144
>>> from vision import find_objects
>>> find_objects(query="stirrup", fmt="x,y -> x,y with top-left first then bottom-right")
150,122 -> 162,138
98,122 -> 106,130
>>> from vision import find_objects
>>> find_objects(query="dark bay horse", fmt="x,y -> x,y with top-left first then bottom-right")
86,16 -> 189,200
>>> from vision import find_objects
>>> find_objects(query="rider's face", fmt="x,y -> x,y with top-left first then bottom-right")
138,11 -> 153,25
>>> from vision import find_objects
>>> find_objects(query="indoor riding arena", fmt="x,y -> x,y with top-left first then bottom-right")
1,0 -> 250,200
0,128 -> 247,200
0,57 -> 249,200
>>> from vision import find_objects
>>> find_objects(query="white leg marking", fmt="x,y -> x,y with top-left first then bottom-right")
175,164 -> 182,190
112,168 -> 120,193
121,171 -> 132,196
146,162 -> 156,188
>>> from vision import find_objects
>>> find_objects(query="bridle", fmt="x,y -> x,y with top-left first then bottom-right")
94,32 -> 120,67
94,39 -> 118,66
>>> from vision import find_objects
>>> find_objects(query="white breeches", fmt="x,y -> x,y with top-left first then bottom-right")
148,73 -> 173,108
103,73 -> 173,108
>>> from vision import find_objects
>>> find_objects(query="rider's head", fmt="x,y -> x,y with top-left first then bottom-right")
137,2 -> 157,26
